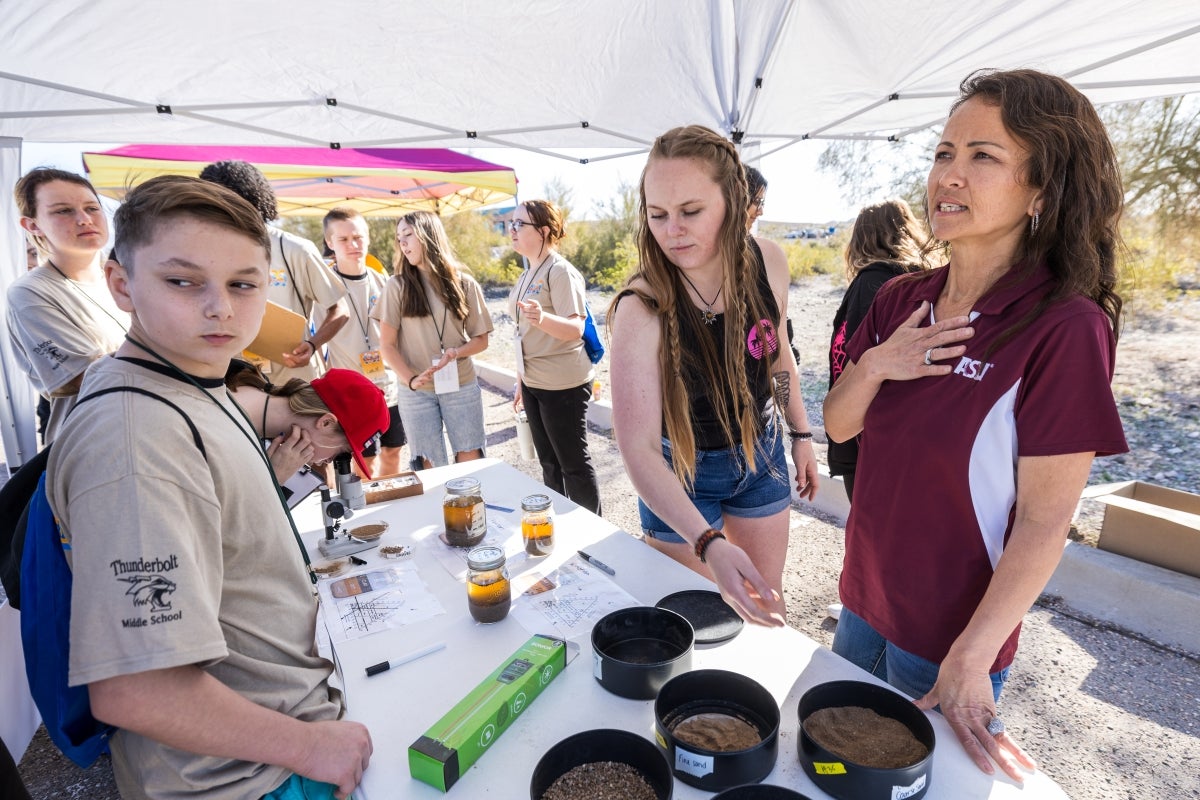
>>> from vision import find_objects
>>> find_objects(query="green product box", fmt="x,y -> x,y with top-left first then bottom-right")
409,634 -> 570,791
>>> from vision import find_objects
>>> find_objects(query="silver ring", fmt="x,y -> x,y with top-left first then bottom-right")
923,348 -> 934,366
987,717 -> 1005,736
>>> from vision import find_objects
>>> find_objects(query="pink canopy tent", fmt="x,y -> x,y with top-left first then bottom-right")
82,144 -> 518,216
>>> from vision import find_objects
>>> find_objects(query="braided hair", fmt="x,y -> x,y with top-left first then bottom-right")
617,125 -> 780,488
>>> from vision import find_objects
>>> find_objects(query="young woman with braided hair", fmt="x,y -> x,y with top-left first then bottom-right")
609,125 -> 820,626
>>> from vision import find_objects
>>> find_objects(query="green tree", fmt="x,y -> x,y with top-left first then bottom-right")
443,209 -> 516,287
562,181 -> 639,289
817,134 -> 935,212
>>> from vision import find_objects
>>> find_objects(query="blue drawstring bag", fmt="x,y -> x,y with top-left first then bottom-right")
582,303 -> 604,364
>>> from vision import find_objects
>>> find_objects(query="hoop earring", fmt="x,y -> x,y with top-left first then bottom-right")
1030,212 -> 1040,236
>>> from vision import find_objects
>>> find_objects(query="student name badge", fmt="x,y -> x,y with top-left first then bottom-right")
433,355 -> 459,394
360,349 -> 385,377
513,335 -> 524,379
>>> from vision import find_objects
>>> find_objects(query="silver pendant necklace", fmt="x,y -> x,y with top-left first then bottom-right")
677,270 -> 723,325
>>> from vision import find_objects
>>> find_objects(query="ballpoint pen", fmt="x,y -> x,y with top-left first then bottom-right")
577,550 -> 616,576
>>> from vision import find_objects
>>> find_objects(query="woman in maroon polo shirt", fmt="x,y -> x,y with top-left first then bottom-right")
824,69 -> 1128,782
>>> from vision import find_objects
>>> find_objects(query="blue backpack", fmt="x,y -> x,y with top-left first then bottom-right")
3,387 -> 205,768
582,303 -> 605,364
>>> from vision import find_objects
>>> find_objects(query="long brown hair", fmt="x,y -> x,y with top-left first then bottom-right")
392,210 -> 469,319
926,69 -> 1124,346
615,125 -> 779,487
845,199 -> 929,280
225,361 -> 343,429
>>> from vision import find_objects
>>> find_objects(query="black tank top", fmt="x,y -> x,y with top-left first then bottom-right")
616,240 -> 780,450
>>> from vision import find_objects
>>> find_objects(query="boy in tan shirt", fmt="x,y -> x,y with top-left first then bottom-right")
47,176 -> 371,800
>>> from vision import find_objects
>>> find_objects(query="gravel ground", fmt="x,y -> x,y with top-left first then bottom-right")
15,276 -> 1200,799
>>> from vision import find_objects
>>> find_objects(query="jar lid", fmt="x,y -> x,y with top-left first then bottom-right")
445,477 -> 481,495
467,545 -> 505,570
521,493 -> 552,512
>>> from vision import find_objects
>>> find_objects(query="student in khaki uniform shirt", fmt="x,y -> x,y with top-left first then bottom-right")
6,168 -> 130,445
374,211 -> 492,468
317,207 -> 406,477
199,160 -> 349,382
507,200 -> 601,514
48,176 -> 372,800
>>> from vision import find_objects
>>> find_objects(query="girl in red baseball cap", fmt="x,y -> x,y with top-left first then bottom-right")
227,361 -> 390,480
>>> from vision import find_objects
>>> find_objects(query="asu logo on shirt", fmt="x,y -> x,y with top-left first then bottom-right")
954,356 -> 995,382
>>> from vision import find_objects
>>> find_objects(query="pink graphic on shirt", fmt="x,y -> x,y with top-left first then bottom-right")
830,321 -> 848,381
747,320 -> 779,360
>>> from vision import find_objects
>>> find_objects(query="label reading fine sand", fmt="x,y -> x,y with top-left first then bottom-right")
892,773 -> 927,800
673,746 -> 713,778
813,761 -> 847,775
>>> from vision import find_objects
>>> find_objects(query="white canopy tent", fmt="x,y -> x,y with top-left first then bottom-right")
2,0 -> 1199,466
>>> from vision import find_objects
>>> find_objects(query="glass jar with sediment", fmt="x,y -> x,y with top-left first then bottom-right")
466,545 -> 510,623
443,477 -> 486,547
521,493 -> 554,557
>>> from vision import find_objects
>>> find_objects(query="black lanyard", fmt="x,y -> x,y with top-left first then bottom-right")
46,261 -> 129,333
514,254 -> 552,326
124,336 -> 317,583
336,271 -> 374,350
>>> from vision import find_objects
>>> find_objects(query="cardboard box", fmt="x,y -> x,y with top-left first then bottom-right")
1087,481 -> 1200,578
409,634 -> 570,791
363,471 -> 423,504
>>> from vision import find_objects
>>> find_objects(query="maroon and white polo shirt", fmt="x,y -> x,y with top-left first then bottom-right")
841,262 -> 1128,671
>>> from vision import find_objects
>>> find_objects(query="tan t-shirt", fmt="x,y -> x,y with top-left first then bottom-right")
5,264 -> 130,442
47,357 -> 340,800
266,227 -> 346,382
372,269 -> 493,391
316,268 -> 398,406
509,252 -> 593,390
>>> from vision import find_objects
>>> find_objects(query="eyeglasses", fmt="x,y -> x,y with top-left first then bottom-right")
751,196 -> 766,211
508,220 -> 537,233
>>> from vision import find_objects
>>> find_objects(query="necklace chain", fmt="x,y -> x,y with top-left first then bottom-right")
677,270 -> 723,325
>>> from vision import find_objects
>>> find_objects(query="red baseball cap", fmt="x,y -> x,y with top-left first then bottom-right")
310,369 -> 389,479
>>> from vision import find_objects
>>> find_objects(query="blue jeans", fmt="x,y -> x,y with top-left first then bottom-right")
261,774 -> 341,800
395,381 -> 485,467
639,422 -> 790,543
832,607 -> 1010,702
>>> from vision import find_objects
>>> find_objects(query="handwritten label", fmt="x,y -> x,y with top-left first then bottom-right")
673,746 -> 713,778
813,761 -> 847,775
892,773 -> 927,800
592,651 -> 603,680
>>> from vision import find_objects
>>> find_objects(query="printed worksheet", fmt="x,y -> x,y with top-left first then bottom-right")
317,564 -> 444,644
511,558 -> 638,640
428,515 -> 525,581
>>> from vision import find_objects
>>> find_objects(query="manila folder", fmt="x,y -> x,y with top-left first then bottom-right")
245,300 -> 307,362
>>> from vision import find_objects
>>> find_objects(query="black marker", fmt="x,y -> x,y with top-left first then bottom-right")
365,642 -> 446,677
578,550 -> 616,576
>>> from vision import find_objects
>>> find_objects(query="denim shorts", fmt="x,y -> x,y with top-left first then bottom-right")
832,607 -> 1010,702
395,380 -> 485,467
639,422 -> 791,543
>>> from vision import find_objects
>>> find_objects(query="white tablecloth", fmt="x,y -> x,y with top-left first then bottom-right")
296,459 -> 1068,800
0,600 -> 40,761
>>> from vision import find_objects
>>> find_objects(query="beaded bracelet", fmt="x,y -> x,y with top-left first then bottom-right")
788,429 -> 813,441
694,528 -> 726,563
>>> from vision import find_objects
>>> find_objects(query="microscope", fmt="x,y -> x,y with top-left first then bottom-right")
316,453 -> 377,558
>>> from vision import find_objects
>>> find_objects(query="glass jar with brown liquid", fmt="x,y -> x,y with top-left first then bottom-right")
443,477 -> 486,547
466,545 -> 510,623
521,493 -> 554,557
